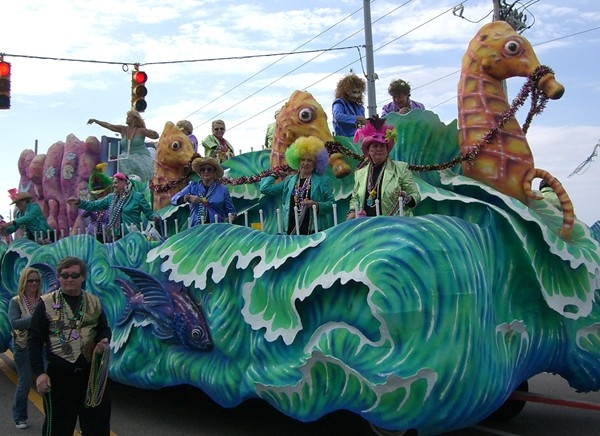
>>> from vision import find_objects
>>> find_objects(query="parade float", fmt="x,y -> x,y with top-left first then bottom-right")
1,21 -> 599,435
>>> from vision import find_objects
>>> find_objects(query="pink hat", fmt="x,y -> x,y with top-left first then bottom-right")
354,116 -> 397,157
113,173 -> 128,181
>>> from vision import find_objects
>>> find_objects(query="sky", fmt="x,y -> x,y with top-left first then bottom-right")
1,0 -> 599,225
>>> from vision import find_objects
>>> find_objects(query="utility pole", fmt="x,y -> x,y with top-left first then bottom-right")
363,0 -> 377,117
493,0 -> 501,21
493,0 -> 529,31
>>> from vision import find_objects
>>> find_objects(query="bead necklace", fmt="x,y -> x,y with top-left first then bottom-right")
52,291 -> 86,357
293,176 -> 312,212
198,182 -> 217,223
366,161 -> 386,207
23,293 -> 37,314
85,346 -> 110,407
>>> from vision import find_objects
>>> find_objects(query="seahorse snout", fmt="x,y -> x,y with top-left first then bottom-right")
538,74 -> 565,100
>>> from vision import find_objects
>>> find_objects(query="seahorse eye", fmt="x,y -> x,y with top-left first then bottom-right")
504,40 -> 521,55
298,107 -> 315,123
170,141 -> 182,151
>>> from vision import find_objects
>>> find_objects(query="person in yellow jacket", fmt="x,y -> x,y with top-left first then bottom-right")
347,117 -> 420,219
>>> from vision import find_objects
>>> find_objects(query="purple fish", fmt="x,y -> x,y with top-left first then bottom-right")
114,266 -> 212,352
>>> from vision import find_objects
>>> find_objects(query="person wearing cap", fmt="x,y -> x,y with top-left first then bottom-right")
0,192 -> 54,242
176,119 -> 199,154
67,173 -> 160,242
347,117 -> 421,219
171,157 -> 236,225
260,136 -> 334,234
80,163 -> 113,242
381,79 -> 425,116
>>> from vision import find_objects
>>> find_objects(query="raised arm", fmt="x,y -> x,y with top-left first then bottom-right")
87,119 -> 125,134
141,128 -> 159,140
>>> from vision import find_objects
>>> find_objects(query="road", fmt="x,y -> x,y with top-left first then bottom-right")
1,351 -> 599,435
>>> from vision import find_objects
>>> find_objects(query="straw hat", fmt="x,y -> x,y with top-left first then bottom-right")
192,157 -> 224,179
10,192 -> 33,204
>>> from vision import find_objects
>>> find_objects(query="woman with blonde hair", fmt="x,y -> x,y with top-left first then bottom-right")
201,120 -> 235,163
8,266 -> 42,429
87,109 -> 159,182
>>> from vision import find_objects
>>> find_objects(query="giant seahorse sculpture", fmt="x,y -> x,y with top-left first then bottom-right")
150,122 -> 197,210
270,90 -> 334,169
458,21 -> 575,239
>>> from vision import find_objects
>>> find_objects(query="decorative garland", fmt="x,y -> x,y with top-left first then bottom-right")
148,153 -> 202,193
151,66 -> 554,187
221,165 -> 294,186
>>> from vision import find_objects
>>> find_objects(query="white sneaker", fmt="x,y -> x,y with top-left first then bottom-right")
15,421 -> 28,429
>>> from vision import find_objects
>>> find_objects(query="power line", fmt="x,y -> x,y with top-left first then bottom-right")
183,4 -> 367,121
227,1 -> 465,132
0,46 -> 359,68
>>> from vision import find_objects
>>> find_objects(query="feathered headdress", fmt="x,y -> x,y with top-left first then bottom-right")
354,116 -> 397,157
89,163 -> 113,195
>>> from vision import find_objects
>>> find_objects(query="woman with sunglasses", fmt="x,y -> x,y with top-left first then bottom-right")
171,157 -> 236,226
201,120 -> 235,163
8,267 -> 42,429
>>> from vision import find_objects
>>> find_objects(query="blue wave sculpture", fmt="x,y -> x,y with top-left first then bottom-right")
0,109 -> 598,434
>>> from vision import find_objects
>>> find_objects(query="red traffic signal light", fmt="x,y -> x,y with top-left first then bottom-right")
0,61 -> 11,110
131,70 -> 148,112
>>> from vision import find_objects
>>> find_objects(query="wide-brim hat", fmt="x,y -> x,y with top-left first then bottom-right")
192,157 -> 224,179
360,136 -> 395,156
10,191 -> 33,204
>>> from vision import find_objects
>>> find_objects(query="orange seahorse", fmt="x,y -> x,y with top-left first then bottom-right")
270,90 -> 333,169
458,21 -> 575,239
150,122 -> 197,210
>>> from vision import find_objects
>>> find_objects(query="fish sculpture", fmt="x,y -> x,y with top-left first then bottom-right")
150,122 -> 197,210
270,90 -> 334,169
458,21 -> 575,239
113,265 -> 212,352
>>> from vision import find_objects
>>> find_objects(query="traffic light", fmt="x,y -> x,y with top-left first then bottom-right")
0,60 -> 11,110
131,70 -> 148,112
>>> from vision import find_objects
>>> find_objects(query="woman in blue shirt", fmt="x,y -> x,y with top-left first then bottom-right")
171,157 -> 236,225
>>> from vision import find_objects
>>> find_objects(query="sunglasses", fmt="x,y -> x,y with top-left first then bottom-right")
213,127 -> 225,131
27,279 -> 40,283
199,167 -> 215,173
59,272 -> 82,279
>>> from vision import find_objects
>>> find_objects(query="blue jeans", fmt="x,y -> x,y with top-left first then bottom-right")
13,346 -> 32,423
